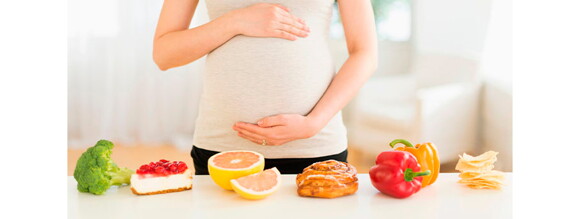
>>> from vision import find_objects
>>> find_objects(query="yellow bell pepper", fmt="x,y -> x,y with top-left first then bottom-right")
389,139 -> 440,187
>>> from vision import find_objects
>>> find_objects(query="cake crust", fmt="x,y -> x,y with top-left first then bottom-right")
131,185 -> 192,195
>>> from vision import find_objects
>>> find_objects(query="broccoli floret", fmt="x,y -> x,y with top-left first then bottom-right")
73,140 -> 134,195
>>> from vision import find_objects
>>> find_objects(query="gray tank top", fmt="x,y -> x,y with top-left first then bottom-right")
193,0 -> 347,158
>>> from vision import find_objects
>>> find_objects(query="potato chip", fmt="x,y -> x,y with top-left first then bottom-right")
462,183 -> 503,190
460,151 -> 498,163
458,170 -> 504,180
466,184 -> 502,190
456,151 -> 504,190
459,178 -> 504,185
455,161 -> 495,172
455,151 -> 498,171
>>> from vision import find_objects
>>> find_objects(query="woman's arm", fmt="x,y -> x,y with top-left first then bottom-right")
154,1 -> 310,71
233,0 -> 377,145
305,0 -> 378,130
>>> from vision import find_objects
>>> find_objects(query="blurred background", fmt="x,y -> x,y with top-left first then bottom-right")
68,0 -> 512,175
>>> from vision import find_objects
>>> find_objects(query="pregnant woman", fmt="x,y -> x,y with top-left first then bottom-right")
153,0 -> 377,174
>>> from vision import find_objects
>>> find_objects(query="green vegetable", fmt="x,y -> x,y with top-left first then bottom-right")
73,140 -> 134,195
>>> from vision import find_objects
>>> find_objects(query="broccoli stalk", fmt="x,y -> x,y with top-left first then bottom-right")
73,140 -> 134,195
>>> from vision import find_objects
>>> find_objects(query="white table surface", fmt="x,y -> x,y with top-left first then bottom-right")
68,173 -> 512,219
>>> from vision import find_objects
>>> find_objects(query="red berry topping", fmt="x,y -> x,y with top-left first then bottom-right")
177,162 -> 187,172
169,164 -> 177,172
137,159 -> 187,176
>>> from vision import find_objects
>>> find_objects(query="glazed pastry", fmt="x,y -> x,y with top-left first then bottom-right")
296,160 -> 358,198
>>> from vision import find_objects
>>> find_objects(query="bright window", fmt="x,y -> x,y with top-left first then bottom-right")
331,0 -> 411,41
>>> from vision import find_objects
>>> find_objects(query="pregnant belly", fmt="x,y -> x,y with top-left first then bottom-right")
201,35 -> 335,123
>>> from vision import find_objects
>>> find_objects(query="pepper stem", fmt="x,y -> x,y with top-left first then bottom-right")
390,139 -> 415,148
404,168 -> 431,182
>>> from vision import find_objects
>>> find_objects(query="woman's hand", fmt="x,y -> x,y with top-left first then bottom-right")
227,3 -> 310,41
232,114 -> 323,146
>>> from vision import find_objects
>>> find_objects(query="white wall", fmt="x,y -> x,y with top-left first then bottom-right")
412,0 -> 493,59
411,0 -> 512,169
329,39 -> 412,78
68,0 -> 209,149
479,0 -> 513,171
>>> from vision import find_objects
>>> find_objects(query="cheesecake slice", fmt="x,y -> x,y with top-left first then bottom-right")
130,159 -> 193,195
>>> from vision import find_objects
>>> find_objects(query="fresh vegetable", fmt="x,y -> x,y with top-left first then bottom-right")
73,140 -> 134,195
389,139 -> 440,187
369,151 -> 430,198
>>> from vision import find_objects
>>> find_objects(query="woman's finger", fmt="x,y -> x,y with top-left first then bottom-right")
278,14 -> 308,32
237,132 -> 262,145
234,122 -> 273,138
272,4 -> 291,12
258,115 -> 288,127
277,23 -> 309,38
285,13 -> 308,29
273,29 -> 297,41
236,127 -> 268,142
237,132 -> 284,146
234,122 -> 285,140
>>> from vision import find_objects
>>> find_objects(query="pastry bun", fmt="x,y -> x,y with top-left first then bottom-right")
296,160 -> 358,198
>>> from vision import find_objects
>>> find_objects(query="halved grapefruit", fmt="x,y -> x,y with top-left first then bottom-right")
208,150 -> 265,190
231,167 -> 281,200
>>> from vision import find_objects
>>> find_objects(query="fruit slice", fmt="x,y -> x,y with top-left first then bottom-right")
208,150 -> 265,190
231,167 -> 281,200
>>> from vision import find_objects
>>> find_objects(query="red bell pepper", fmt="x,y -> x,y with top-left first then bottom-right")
369,151 -> 431,198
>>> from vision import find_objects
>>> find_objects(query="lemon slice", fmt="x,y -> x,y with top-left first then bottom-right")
208,150 -> 265,190
231,167 -> 282,200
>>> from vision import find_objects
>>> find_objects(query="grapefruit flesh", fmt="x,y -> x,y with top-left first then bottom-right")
231,167 -> 281,200
211,151 -> 261,169
208,150 -> 265,190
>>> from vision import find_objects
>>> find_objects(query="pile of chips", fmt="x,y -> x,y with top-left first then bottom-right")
455,151 -> 505,189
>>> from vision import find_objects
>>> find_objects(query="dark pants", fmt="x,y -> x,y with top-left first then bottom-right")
190,145 -> 348,175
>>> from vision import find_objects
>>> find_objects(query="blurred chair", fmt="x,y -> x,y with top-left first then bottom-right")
347,0 -> 493,164
348,54 -> 481,163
